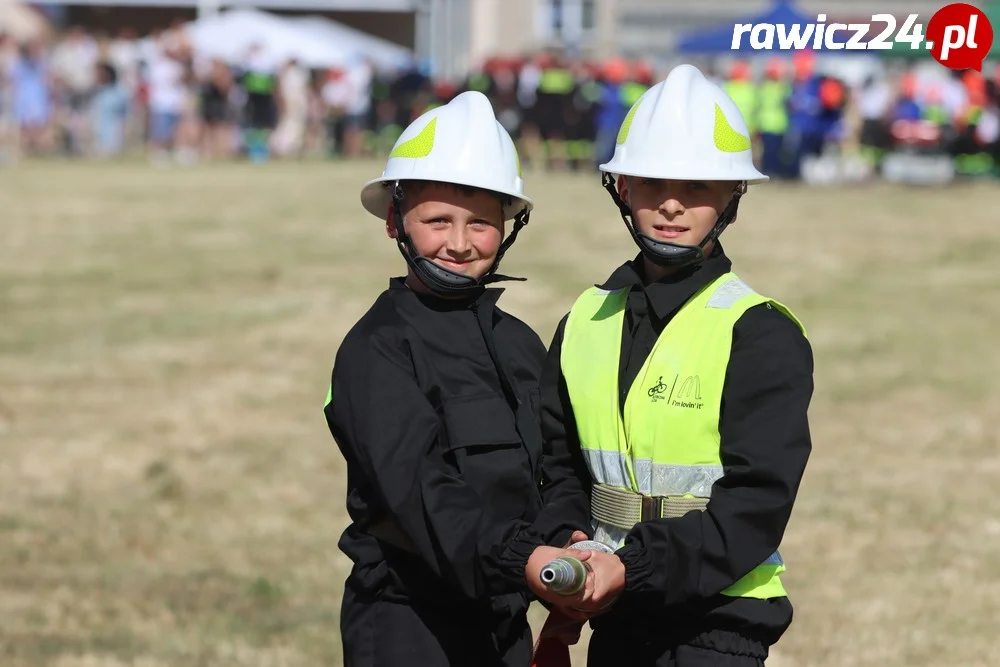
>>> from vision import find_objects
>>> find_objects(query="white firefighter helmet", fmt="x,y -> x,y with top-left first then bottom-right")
360,90 -> 532,220
600,64 -> 768,184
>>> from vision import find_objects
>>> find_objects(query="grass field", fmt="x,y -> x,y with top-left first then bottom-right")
1,160 -> 998,667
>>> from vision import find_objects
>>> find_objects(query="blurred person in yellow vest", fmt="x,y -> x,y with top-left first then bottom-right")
563,59 -> 602,172
723,60 -> 757,136
955,71 -> 987,138
922,83 -> 950,128
951,70 -> 996,175
535,52 -> 576,170
515,51 -> 548,170
757,58 -> 791,178
238,42 -> 278,163
980,82 -> 1000,177
516,64 -> 814,666
631,59 -> 655,88
723,60 -> 760,174
321,66 -> 353,158
621,63 -> 651,107
594,57 -> 636,167
465,66 -> 494,98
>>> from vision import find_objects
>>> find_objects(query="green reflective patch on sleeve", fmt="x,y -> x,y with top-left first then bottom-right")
324,384 -> 332,408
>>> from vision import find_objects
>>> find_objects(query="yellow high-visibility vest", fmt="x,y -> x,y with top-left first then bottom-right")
757,80 -> 790,135
538,68 -> 575,95
723,80 -> 759,135
560,272 -> 806,599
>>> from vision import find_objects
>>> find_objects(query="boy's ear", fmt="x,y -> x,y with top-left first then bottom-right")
726,181 -> 742,226
386,204 -> 398,239
616,175 -> 630,203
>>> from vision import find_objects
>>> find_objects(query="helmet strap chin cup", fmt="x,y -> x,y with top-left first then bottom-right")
412,256 -> 483,292
390,181 -> 529,298
636,235 -> 704,267
602,172 -> 746,270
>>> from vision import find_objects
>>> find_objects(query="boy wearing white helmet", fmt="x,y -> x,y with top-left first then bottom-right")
324,91 -> 590,666
521,65 -> 814,665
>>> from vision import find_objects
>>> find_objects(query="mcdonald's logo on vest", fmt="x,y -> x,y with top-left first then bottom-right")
673,375 -> 704,409
676,375 -> 702,401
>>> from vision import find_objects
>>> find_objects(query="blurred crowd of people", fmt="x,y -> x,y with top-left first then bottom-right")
0,22 -> 375,164
715,53 -> 1000,180
1,22 -> 999,179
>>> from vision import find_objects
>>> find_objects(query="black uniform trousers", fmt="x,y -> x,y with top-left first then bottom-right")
588,634 -> 763,667
341,585 -> 532,667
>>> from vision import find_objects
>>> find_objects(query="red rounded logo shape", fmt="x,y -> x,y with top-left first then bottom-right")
926,3 -> 994,71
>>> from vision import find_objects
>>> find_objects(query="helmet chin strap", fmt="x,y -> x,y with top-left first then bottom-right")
601,173 -> 746,269
390,182 -> 530,299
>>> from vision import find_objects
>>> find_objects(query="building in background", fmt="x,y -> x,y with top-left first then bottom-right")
612,0 -> 959,61
446,0 -> 980,76
28,0 -> 990,77
40,0 -> 418,50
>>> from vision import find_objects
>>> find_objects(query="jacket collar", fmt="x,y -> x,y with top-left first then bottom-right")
388,276 -> 503,313
596,245 -> 733,321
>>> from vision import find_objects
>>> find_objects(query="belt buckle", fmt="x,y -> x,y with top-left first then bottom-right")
640,495 -> 660,522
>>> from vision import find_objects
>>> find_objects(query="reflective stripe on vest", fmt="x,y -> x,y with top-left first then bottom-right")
561,272 -> 806,600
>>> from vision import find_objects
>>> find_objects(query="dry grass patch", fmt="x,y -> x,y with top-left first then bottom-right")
1,160 -> 997,666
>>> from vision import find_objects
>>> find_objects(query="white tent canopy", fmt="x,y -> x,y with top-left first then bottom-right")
185,8 -> 411,71
287,15 -> 411,72
0,0 -> 50,42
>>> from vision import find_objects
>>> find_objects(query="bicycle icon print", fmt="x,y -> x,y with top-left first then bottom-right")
648,376 -> 670,398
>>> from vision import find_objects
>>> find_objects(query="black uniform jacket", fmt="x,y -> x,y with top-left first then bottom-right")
325,278 -> 585,624
532,247 -> 814,656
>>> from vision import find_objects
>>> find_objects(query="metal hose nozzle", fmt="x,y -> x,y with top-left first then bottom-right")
539,556 -> 588,596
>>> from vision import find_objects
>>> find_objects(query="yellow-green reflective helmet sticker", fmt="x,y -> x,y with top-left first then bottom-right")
617,99 -> 641,145
390,117 -> 437,158
713,104 -> 751,153
325,384 -> 332,408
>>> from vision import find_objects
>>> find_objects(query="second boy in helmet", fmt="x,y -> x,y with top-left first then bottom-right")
523,64 -> 815,667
